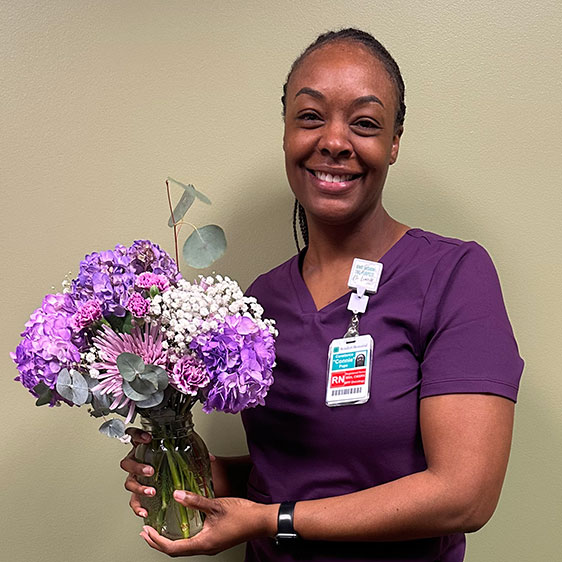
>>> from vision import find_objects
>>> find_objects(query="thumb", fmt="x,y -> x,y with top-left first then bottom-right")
173,490 -> 215,512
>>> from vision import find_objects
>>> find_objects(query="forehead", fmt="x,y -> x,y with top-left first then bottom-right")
287,41 -> 396,107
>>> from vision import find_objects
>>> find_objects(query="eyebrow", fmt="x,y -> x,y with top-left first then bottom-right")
295,88 -> 385,108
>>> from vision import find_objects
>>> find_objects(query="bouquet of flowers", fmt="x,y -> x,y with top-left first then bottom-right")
11,179 -> 277,539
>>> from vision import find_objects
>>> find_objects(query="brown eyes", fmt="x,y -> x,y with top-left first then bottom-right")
296,112 -> 380,132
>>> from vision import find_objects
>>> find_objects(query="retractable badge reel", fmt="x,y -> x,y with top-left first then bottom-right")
326,259 -> 382,407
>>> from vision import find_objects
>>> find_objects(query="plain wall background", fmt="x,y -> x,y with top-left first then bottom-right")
2,1 -> 561,561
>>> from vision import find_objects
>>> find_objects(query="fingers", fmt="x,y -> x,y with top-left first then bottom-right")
125,472 -> 155,497
120,449 -> 154,477
173,490 -> 217,513
125,427 -> 152,446
141,526 -> 185,556
129,493 -> 148,518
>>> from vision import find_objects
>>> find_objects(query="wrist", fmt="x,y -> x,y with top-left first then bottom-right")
252,502 -> 279,539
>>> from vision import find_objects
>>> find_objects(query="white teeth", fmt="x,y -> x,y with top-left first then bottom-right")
314,171 -> 354,183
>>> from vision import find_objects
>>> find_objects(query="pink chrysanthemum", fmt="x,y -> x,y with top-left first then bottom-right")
91,322 -> 168,422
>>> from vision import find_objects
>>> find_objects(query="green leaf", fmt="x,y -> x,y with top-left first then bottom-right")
168,177 -> 212,205
136,391 -> 165,409
149,285 -> 159,298
99,419 -> 126,439
116,352 -> 145,381
130,373 -> 159,395
122,379 -> 152,402
168,187 -> 196,227
33,382 -> 53,407
182,224 -> 227,269
121,312 -> 133,334
55,369 -> 89,405
144,364 -> 169,390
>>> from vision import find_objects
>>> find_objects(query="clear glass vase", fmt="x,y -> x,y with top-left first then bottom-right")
135,410 -> 214,539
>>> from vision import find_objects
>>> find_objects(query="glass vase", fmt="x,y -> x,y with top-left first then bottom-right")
135,410 -> 214,540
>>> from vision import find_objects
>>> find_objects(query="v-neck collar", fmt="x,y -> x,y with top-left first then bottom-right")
290,228 -> 417,315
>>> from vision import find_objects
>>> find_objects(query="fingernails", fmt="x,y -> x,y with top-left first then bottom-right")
144,488 -> 155,496
142,466 -> 153,475
139,510 -> 147,517
173,490 -> 187,500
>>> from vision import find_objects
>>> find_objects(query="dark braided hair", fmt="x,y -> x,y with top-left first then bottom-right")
292,199 -> 309,252
283,29 -> 406,251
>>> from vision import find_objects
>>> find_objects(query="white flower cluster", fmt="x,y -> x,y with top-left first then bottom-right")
148,275 -> 277,363
82,346 -> 101,377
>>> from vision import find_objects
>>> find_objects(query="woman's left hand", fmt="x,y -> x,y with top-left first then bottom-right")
140,491 -> 277,556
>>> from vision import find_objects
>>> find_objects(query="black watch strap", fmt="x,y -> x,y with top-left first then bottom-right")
275,501 -> 299,545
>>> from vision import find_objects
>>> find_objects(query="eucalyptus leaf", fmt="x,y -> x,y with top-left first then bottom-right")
89,389 -> 112,416
99,418 -> 126,439
168,177 -> 212,205
168,187 -> 196,227
144,364 -> 169,390
55,369 -> 89,405
182,224 -> 227,269
122,379 -> 152,402
135,391 -> 165,409
129,374 -> 159,395
116,352 -> 145,381
33,382 -> 53,407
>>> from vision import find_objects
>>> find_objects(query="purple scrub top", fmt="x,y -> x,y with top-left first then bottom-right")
242,229 -> 524,562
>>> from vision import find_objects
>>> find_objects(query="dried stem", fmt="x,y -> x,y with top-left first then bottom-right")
166,179 -> 180,267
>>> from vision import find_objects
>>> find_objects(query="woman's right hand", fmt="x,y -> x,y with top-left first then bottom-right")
120,428 -> 155,518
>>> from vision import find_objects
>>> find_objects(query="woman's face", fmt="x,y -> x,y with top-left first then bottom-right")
283,41 -> 402,227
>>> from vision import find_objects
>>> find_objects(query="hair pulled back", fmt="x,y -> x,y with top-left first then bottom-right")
287,28 -> 406,252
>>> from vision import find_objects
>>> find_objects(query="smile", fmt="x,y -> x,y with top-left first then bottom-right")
308,169 -> 363,183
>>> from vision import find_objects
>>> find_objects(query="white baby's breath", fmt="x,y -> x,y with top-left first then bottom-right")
147,275 -> 276,358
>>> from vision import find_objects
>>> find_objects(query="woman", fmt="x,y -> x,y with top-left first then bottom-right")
121,29 -> 523,561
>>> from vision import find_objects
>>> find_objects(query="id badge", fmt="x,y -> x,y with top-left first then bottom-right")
326,334 -> 373,407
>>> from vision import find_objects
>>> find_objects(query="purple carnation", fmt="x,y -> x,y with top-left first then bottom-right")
11,293 -> 84,402
135,272 -> 170,292
170,354 -> 210,396
126,292 -> 150,317
191,315 -> 275,414
72,299 -> 102,329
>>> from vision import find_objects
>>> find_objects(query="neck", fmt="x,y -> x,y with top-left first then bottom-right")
304,206 -> 408,269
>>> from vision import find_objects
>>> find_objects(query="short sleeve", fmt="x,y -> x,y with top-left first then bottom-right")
419,242 -> 524,402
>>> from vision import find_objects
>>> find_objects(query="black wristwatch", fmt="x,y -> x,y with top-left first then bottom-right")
275,501 -> 300,545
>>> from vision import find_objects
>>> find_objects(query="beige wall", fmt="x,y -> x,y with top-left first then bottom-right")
2,1 -> 560,561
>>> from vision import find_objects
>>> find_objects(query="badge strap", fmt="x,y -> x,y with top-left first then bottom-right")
345,285 -> 369,337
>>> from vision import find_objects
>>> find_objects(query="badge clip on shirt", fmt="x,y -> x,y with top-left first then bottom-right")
325,259 -> 382,407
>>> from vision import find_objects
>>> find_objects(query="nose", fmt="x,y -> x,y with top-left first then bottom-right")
318,121 -> 352,159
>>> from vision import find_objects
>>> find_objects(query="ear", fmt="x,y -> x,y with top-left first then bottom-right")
389,126 -> 403,165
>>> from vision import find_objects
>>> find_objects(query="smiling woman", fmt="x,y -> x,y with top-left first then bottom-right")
120,28 -> 523,562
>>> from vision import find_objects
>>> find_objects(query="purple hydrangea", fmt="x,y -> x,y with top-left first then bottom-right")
70,241 -> 179,318
70,245 -> 135,317
126,292 -> 150,317
170,353 -> 210,396
11,293 -> 84,400
72,299 -> 102,329
191,315 -> 275,414
127,240 -> 181,282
